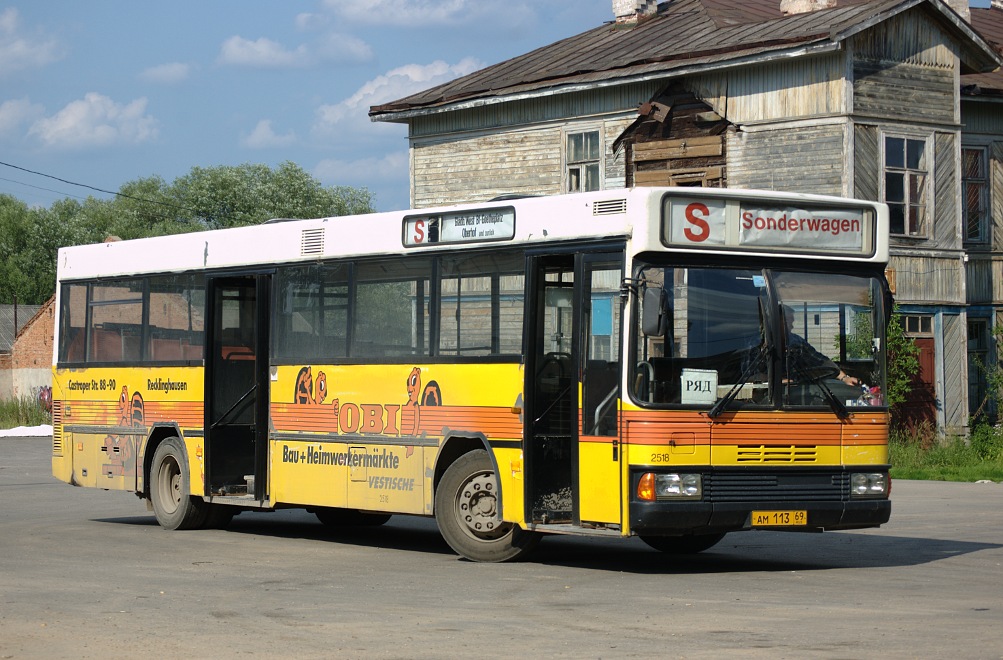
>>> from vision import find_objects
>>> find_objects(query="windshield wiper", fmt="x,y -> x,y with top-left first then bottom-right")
787,359 -> 850,420
708,342 -> 769,419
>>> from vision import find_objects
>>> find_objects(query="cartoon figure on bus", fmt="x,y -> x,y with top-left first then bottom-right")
294,366 -> 327,405
102,386 -> 143,477
406,366 -> 441,407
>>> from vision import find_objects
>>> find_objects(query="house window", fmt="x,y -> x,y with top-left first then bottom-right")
962,147 -> 988,244
883,135 -> 929,237
902,314 -> 933,337
567,130 -> 601,193
967,318 -> 990,419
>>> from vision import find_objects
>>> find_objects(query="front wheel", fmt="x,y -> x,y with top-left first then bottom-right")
639,533 -> 727,554
435,450 -> 539,562
150,436 -> 208,530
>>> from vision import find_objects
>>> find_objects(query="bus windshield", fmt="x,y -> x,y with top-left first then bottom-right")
632,263 -> 887,414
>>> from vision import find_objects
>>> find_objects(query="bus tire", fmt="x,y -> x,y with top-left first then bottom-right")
639,533 -> 727,554
435,449 -> 539,562
150,436 -> 208,530
314,508 -> 392,527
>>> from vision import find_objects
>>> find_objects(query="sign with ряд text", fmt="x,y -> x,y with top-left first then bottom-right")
403,207 -> 515,247
664,196 -> 871,256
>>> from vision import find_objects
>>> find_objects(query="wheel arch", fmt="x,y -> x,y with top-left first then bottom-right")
142,423 -> 188,498
432,432 -> 498,514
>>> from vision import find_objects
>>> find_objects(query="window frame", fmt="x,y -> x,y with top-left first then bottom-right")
962,145 -> 989,245
564,126 -> 603,194
881,131 -> 933,239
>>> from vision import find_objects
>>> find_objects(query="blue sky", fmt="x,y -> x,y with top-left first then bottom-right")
0,1 -> 611,212
0,1 -> 993,214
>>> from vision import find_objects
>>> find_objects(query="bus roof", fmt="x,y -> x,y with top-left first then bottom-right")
56,187 -> 888,282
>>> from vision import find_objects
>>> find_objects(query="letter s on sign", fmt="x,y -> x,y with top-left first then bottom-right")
683,203 -> 710,242
412,220 -> 426,244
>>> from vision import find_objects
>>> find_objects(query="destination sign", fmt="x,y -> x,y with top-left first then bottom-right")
663,196 -> 872,256
403,207 -> 515,247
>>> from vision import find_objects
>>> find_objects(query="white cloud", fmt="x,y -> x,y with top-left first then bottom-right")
0,7 -> 64,76
140,62 -> 194,84
218,33 -> 371,69
0,97 -> 44,136
320,0 -> 533,28
241,119 -> 296,148
28,93 -> 158,149
314,151 -> 409,186
313,58 -> 483,138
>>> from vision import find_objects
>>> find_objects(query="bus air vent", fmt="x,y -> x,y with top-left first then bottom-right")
301,228 -> 325,256
735,445 -> 818,463
593,199 -> 627,216
52,400 -> 63,456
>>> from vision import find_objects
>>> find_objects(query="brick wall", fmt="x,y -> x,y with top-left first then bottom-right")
10,298 -> 54,399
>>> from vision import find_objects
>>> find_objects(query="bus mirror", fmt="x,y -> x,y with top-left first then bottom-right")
642,287 -> 669,337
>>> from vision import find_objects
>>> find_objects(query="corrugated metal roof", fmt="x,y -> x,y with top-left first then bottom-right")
371,0 -> 1001,120
0,304 -> 43,353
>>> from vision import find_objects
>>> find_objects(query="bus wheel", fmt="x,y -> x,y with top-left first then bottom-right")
639,533 -> 727,554
435,450 -> 539,562
314,508 -> 392,527
150,436 -> 208,530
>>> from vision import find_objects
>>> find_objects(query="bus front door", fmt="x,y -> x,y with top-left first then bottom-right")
526,252 -> 622,528
205,275 -> 270,502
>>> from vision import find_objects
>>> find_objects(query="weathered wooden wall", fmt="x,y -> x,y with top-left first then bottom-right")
943,312 -> 968,433
850,9 -> 959,124
726,122 -> 846,196
691,52 -> 846,123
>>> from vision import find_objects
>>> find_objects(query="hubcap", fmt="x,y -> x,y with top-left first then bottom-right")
456,470 -> 510,540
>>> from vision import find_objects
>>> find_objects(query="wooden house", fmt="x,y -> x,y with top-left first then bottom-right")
370,0 -> 1003,435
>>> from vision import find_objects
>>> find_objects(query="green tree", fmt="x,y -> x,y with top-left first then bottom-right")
0,162 -> 373,304
886,310 -> 920,425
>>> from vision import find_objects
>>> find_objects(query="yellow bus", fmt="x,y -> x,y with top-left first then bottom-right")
52,187 -> 892,561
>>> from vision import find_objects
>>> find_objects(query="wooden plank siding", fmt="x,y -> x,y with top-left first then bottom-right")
887,254 -> 964,305
849,8 -> 960,125
412,127 -> 564,208
691,53 -> 846,124
942,312 -> 969,434
993,142 -> 1003,253
726,123 -> 845,196
853,123 -> 880,201
933,131 -> 960,250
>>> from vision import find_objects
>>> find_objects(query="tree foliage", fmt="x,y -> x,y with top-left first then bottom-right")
0,162 -> 373,304
885,310 -> 920,423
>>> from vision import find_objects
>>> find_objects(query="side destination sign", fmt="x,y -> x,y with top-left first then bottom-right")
403,206 -> 515,247
663,196 -> 872,256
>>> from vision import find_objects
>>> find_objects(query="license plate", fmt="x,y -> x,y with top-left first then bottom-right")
751,510 -> 807,527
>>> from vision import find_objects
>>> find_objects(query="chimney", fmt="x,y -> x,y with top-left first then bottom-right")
780,0 -> 836,15
942,0 -> 970,21
613,0 -> 658,25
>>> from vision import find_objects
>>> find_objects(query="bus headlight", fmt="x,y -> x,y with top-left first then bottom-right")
850,472 -> 889,498
638,473 -> 702,501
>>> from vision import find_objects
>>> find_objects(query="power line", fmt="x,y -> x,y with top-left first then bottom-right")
0,176 -> 90,202
0,159 -> 192,214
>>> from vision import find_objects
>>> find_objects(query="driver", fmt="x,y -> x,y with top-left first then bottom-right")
783,305 -> 859,386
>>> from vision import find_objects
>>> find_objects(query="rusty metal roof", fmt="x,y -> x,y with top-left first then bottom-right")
371,0 -> 1001,121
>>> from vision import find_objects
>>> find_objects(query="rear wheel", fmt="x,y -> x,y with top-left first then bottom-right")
435,449 -> 539,562
639,533 -> 727,554
314,508 -> 392,527
150,436 -> 208,530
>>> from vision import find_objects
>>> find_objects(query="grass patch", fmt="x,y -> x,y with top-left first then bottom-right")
890,422 -> 1003,482
0,395 -> 51,429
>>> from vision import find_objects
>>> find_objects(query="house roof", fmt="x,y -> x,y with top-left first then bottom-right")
965,5 -> 1003,96
371,0 -> 1002,122
0,304 -> 43,353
